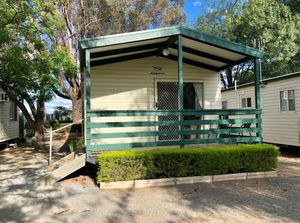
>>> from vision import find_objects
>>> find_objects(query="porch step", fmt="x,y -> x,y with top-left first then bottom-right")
48,152 -> 81,171
36,152 -> 86,186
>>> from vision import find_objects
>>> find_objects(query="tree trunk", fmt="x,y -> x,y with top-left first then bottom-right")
32,122 -> 45,150
72,97 -> 83,122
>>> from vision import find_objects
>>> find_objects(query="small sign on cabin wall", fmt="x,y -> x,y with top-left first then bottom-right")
149,66 -> 165,75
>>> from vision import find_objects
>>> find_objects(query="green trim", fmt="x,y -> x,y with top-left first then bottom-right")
170,44 -> 234,64
88,118 -> 261,128
166,54 -> 220,71
254,58 -> 262,142
90,51 -> 156,67
88,137 -> 261,151
222,71 -> 300,92
179,27 -> 263,58
90,128 -> 261,139
178,35 -> 184,111
85,50 -> 91,110
80,27 -> 181,49
254,59 -> 262,109
91,42 -> 164,59
87,109 -> 261,117
86,108 -> 262,154
80,26 -> 263,59
177,35 -> 184,147
85,50 -> 91,149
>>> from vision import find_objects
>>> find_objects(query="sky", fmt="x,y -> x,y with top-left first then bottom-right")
184,0 -> 206,24
45,0 -> 205,114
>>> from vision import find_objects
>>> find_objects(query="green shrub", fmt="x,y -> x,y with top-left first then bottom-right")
25,122 -> 34,137
68,137 -> 84,153
97,144 -> 279,183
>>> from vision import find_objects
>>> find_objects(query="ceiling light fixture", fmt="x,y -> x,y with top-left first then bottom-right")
162,48 -> 170,56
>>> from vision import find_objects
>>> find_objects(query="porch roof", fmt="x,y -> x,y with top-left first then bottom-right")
79,26 -> 263,72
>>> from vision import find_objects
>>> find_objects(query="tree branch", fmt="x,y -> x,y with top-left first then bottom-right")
62,3 -> 74,56
0,83 -> 34,125
220,72 -> 227,88
53,88 -> 70,99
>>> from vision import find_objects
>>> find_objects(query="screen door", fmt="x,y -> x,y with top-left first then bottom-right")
156,81 -> 203,141
156,81 -> 179,141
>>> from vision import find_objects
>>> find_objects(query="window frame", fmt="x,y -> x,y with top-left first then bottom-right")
222,100 -> 228,109
241,97 -> 252,109
280,89 -> 296,112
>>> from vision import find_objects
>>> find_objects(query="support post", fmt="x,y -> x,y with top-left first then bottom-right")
254,58 -> 262,143
85,49 -> 91,154
177,35 -> 184,147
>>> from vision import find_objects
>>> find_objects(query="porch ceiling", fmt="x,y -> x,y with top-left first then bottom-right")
80,26 -> 263,72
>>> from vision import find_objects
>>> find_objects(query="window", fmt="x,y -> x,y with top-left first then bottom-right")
280,90 -> 295,111
0,93 -> 8,101
222,101 -> 228,109
9,101 -> 17,121
288,90 -> 295,111
241,97 -> 252,108
247,98 -> 252,108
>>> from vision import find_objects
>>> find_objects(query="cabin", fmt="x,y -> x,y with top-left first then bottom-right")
0,89 -> 20,144
79,26 -> 264,163
222,72 -> 300,147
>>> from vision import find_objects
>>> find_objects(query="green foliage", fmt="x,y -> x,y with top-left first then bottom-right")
0,0 -> 76,148
68,137 -> 84,153
97,144 -> 279,183
234,0 -> 299,62
195,0 -> 300,86
46,0 -> 186,122
25,122 -> 35,138
53,120 -> 60,130
53,106 -> 71,121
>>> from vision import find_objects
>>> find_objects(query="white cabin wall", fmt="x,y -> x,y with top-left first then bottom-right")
221,86 -> 255,109
90,56 -> 220,110
0,89 -> 19,142
89,56 -> 221,145
221,77 -> 300,147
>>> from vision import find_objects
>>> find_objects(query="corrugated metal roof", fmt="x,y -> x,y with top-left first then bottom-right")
221,71 -> 300,92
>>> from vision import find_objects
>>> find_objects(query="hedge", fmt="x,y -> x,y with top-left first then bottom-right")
97,144 -> 279,183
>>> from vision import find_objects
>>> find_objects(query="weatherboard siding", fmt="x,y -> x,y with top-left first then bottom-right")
0,89 -> 19,142
90,56 -> 221,145
221,77 -> 300,147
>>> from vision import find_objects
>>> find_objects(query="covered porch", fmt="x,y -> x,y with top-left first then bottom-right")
79,26 -> 263,162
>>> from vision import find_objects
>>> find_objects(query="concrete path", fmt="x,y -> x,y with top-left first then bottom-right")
1,147 -> 300,223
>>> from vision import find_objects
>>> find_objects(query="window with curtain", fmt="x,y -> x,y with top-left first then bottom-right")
193,83 -> 203,110
288,90 -> 295,111
280,90 -> 295,111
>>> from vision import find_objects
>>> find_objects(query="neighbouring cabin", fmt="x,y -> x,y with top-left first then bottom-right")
0,89 -> 20,143
79,26 -> 264,163
222,72 -> 300,147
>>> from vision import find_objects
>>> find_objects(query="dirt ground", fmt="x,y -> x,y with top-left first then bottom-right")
0,146 -> 299,223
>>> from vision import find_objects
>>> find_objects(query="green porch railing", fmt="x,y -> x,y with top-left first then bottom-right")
86,109 -> 262,158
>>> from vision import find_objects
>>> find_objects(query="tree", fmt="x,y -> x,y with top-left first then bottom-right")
0,0 -> 73,148
51,0 -> 186,121
195,0 -> 300,88
53,106 -> 71,121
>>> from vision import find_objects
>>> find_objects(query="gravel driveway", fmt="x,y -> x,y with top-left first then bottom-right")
0,147 -> 299,223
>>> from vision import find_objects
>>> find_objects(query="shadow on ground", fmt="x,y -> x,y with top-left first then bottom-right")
1,145 -> 300,223
0,146 -> 78,223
